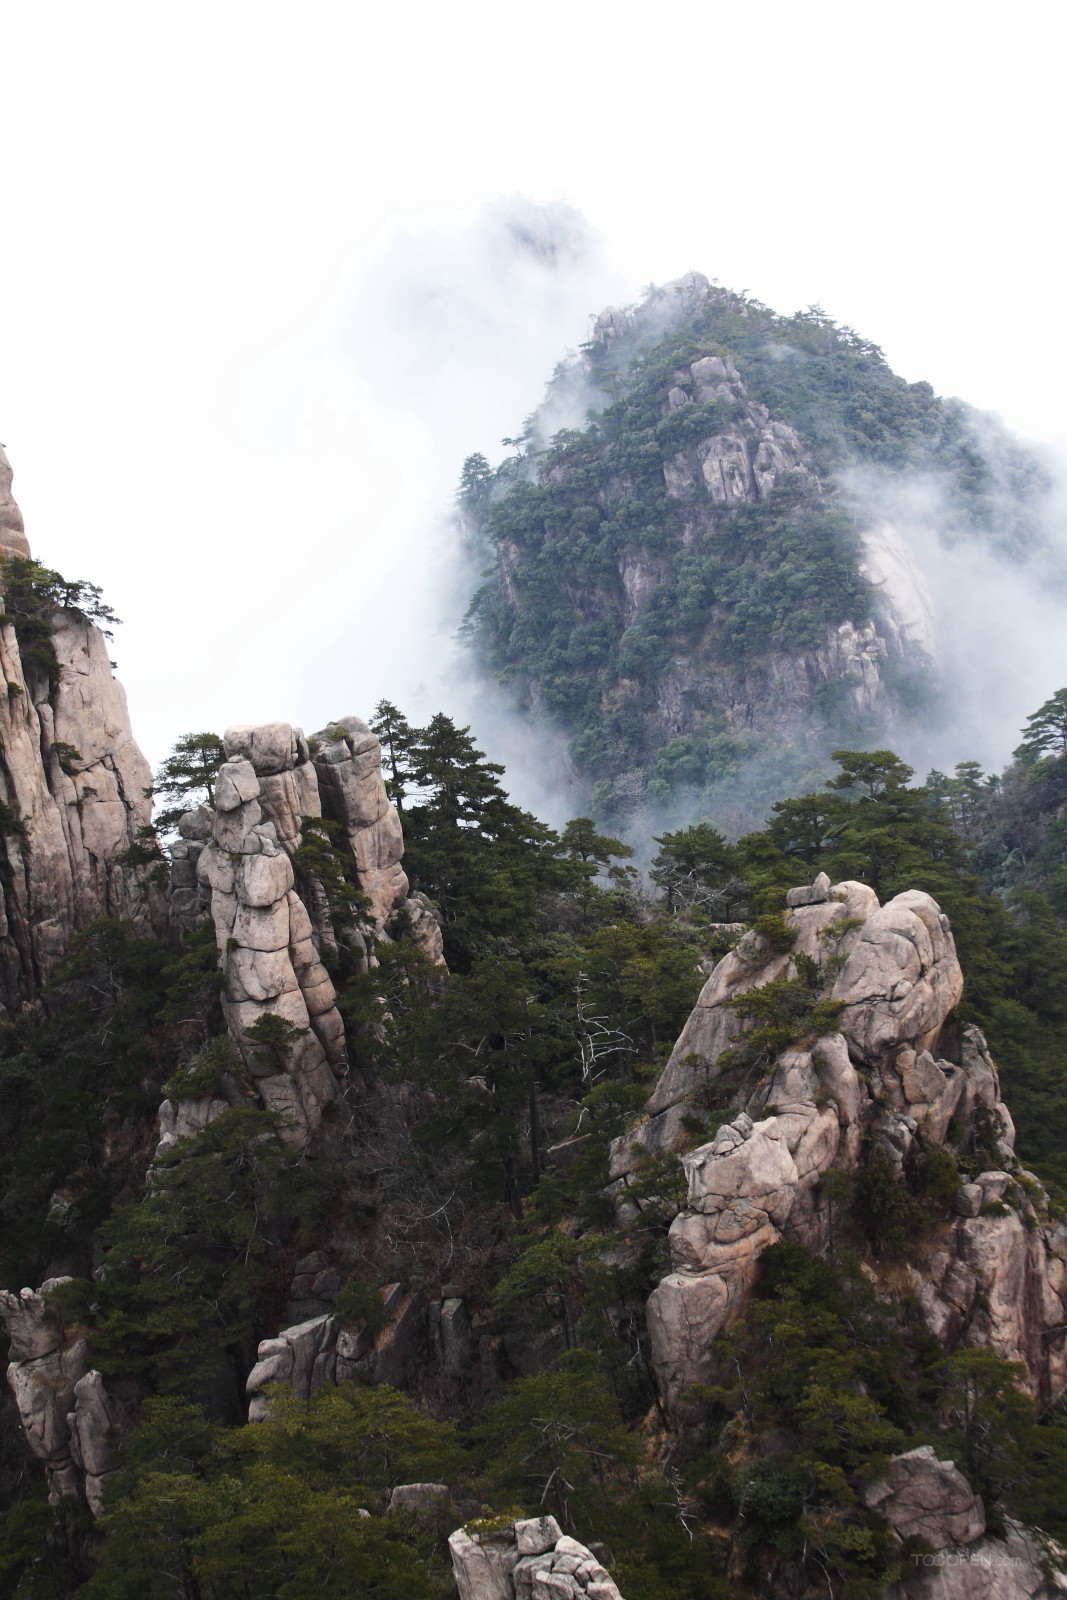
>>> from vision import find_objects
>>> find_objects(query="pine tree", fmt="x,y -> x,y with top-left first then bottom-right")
370,700 -> 420,813
401,712 -> 560,967
1014,687 -> 1067,762
153,732 -> 226,831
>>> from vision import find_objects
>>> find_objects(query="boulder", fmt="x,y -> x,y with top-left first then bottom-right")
515,1517 -> 564,1556
387,1482 -> 452,1516
832,890 -> 964,1059
861,1446 -> 985,1548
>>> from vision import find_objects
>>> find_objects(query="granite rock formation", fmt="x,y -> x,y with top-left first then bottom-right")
0,445 -> 30,560
449,1514 -> 625,1600
0,456 -> 159,1008
309,717 -> 409,930
244,1283 -> 428,1421
195,745 -> 344,1146
861,1447 -> 986,1549
168,715 -> 444,1152
613,874 -> 1067,1417
0,1280 -> 125,1512
857,1449 -> 1063,1600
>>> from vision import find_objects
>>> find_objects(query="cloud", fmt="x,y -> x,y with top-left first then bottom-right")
843,445 -> 1067,780
224,196 -> 628,824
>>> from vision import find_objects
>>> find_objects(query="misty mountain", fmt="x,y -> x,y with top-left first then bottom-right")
460,272 -> 1056,832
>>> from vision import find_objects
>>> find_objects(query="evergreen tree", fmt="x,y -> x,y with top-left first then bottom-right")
650,823 -> 745,918
153,732 -> 226,831
401,712 -> 562,968
369,700 -> 420,813
1014,687 -> 1067,762
457,451 -> 492,504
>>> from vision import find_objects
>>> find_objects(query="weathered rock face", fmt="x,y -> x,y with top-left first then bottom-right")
0,465 -> 160,1007
449,1515 -> 625,1600
244,1283 -> 428,1420
0,445 -> 30,560
310,717 -> 408,930
628,875 -> 1067,1417
858,1451 -> 1064,1600
861,1447 -> 986,1549
610,875 -> 878,1174
887,1519 -> 1066,1600
196,739 -> 344,1147
175,716 -> 445,1153
0,1281 -> 125,1511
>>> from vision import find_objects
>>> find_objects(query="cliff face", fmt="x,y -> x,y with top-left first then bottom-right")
0,451 -> 158,1010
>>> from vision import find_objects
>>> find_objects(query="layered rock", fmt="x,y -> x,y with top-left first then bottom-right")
0,1280 -> 124,1511
0,458 -> 160,1006
449,1514 -> 625,1600
626,874 -> 1067,1416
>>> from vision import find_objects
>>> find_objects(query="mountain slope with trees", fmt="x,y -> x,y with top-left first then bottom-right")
3,671 -> 1067,1598
460,274 -> 1053,826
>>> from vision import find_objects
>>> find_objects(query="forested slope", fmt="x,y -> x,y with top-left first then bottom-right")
461,274 -> 1051,825
3,679 -> 1066,1599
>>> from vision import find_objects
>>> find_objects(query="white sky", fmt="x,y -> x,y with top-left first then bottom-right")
0,0 -> 1064,805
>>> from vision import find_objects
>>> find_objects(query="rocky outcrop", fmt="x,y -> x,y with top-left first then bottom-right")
610,875 -> 879,1173
195,741 -> 343,1148
67,1369 -> 129,1517
859,1451 -> 1064,1600
176,716 -> 445,1153
245,1283 -> 428,1420
449,1515 -> 625,1600
0,465 -> 160,1007
888,1520 -> 1066,1600
310,717 -> 408,930
862,1447 -> 986,1549
625,874 -> 1067,1416
166,804 -> 213,935
0,445 -> 30,560
0,1280 -> 124,1511
660,353 -> 815,507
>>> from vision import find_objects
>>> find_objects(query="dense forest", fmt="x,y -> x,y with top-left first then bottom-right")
3,676 -> 1067,1599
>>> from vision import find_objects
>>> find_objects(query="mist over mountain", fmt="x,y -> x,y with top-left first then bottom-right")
459,271 -> 1063,839
2,277 -> 1067,1600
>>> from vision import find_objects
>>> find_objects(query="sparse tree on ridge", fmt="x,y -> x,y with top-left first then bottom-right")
1015,688 -> 1067,763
